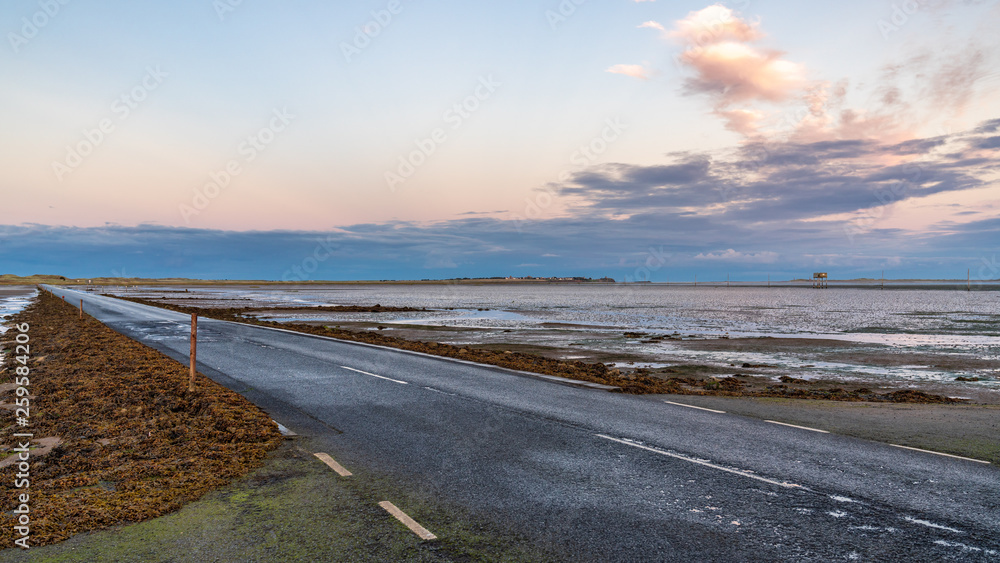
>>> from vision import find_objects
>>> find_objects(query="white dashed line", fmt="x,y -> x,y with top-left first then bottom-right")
340,366 -> 408,385
378,501 -> 437,540
422,386 -> 456,396
663,400 -> 725,414
596,434 -> 804,489
903,516 -> 963,534
764,420 -> 829,433
934,540 -> 997,555
889,444 -> 990,464
314,453 -> 352,477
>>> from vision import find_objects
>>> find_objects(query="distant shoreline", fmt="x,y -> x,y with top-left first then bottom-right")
2,274 -> 999,289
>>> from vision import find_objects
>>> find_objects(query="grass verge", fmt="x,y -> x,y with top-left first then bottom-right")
0,442 -> 545,562
0,291 -> 283,547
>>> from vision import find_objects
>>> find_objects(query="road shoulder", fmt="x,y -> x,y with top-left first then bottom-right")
660,394 -> 1000,464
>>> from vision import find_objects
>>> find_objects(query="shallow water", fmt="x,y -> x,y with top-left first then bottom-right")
170,284 -> 1000,336
0,287 -> 37,372
0,287 -> 36,334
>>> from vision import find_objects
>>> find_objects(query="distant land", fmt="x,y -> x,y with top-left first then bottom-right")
0,274 -> 615,286
2,274 -> 996,288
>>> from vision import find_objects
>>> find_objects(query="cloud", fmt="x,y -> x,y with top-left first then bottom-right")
821,42 -> 996,143
716,108 -> 766,137
666,3 -> 998,143
423,251 -> 458,269
3,120 -> 998,282
557,156 -> 712,202
554,119 -> 998,230
670,5 -> 762,44
607,63 -> 650,80
974,136 -> 1000,150
679,41 -> 806,102
974,118 -> 1000,134
638,21 -> 665,32
694,249 -> 779,263
670,5 -> 807,136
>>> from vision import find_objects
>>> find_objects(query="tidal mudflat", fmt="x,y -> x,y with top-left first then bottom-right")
96,283 -> 1000,404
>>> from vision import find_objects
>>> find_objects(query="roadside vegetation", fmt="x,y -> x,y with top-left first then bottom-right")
0,291 -> 283,547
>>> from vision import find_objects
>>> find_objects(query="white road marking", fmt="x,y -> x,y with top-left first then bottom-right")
889,444 -> 990,464
272,420 -> 297,437
904,516 -> 963,534
340,366 -> 408,385
596,434 -> 804,489
764,420 -> 829,433
934,540 -> 997,555
422,386 -> 456,396
378,501 -> 437,540
663,400 -> 725,414
314,453 -> 352,477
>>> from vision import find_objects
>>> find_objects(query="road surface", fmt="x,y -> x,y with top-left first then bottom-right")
43,286 -> 1000,561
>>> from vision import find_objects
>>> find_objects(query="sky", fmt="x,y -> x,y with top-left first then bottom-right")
2,0 -> 1000,281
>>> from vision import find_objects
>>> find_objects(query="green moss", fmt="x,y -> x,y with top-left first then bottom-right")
0,443 -> 547,562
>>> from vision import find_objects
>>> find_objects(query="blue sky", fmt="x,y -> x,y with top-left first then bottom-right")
2,0 -> 999,281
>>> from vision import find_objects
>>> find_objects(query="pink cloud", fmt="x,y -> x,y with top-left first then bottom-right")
670,5 -> 763,45
607,63 -> 650,80
669,4 -> 997,144
679,41 -> 806,102
670,6 -> 807,136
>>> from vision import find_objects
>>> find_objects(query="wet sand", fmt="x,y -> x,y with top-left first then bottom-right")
0,286 -> 36,299
676,336 -> 998,371
296,325 -> 1000,403
666,337 -> 1000,404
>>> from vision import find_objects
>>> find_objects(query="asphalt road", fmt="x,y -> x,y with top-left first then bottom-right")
44,286 -> 1000,561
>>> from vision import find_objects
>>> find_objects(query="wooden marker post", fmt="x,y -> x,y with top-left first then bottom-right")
79,299 -> 83,319
189,314 -> 198,392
